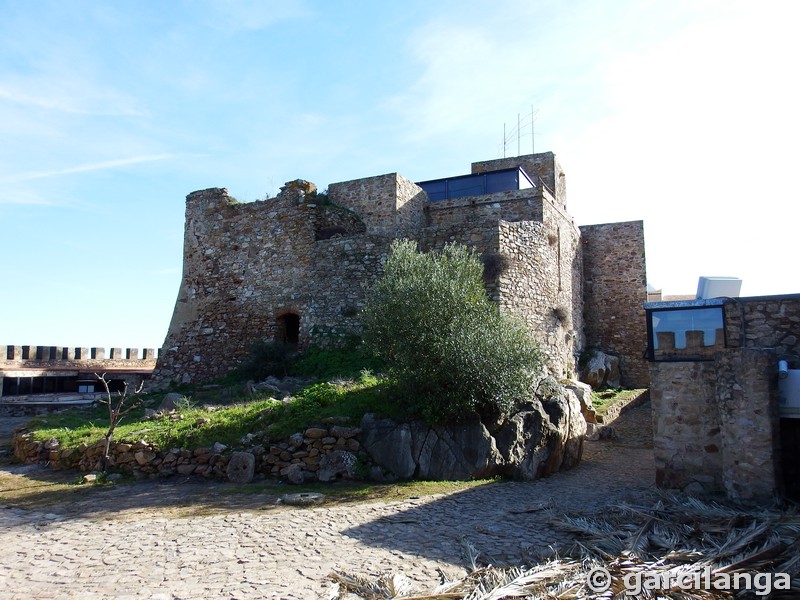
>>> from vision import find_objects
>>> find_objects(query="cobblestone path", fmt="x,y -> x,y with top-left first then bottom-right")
0,403 -> 654,599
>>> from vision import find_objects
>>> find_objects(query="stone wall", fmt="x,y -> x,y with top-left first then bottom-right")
580,221 -> 649,388
425,189 -> 544,227
328,173 -> 426,236
13,422 -> 364,484
497,218 -> 582,379
152,185 -> 395,386
1,345 -> 156,401
650,361 -> 724,494
14,379 -> 586,484
471,152 -> 567,210
724,294 -> 800,357
650,295 -> 800,503
152,153 -> 647,391
1,345 -> 157,366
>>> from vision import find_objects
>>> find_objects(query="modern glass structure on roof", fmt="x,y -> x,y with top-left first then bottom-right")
416,167 -> 535,201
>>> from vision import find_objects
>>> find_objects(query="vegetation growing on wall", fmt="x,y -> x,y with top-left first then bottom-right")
362,240 -> 542,424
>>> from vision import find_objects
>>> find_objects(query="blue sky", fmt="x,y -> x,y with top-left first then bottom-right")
1,0 -> 798,351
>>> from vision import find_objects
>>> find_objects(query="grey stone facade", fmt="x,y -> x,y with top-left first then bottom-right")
152,152 -> 648,389
648,294 -> 800,503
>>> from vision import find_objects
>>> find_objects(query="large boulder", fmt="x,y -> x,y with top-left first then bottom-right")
580,350 -> 621,389
564,380 -> 597,423
359,416 -> 417,478
359,377 -> 586,481
317,450 -> 358,482
415,422 -> 500,480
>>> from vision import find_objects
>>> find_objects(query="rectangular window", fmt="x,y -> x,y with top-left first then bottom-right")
646,306 -> 725,361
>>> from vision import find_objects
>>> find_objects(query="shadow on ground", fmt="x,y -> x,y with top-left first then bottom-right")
0,402 -> 655,555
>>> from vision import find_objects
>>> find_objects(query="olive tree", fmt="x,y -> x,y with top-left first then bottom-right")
362,240 -> 542,423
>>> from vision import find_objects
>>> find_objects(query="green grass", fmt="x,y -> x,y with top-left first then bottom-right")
25,371 -> 403,451
591,388 -> 646,414
288,343 -> 386,381
266,372 -> 403,437
27,397 -> 281,449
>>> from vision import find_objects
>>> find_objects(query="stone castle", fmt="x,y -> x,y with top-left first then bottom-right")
152,152 -> 648,389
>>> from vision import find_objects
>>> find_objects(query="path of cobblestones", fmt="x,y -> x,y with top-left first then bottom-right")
0,403 -> 654,599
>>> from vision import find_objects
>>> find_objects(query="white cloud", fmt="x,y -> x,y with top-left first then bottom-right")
0,154 -> 179,185
0,83 -> 144,117
199,0 -> 312,32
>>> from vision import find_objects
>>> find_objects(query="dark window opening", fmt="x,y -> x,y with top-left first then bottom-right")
646,306 -> 725,361
2,376 -> 81,397
276,313 -> 300,346
315,226 -> 349,241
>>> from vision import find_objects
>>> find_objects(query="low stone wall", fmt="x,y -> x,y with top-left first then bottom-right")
12,380 -> 589,484
13,422 -> 365,484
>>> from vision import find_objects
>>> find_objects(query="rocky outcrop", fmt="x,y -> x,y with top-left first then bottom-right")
13,379 -> 587,484
580,350 -> 620,389
360,378 -> 586,481
564,380 -> 597,423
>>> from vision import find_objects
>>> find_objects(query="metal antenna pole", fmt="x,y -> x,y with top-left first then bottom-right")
517,113 -> 521,156
531,105 -> 535,155
503,123 -> 506,158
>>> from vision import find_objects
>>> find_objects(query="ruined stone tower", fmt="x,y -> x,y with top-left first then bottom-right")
152,152 -> 648,389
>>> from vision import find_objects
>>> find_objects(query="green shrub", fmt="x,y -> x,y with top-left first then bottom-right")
362,240 -> 542,424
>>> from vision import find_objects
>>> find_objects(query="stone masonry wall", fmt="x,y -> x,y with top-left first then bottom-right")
425,189 -> 544,227
328,173 -> 426,236
650,361 -> 722,493
152,186 -> 392,386
152,154 -> 647,391
724,294 -> 800,357
715,349 -> 779,502
497,218 -> 582,379
471,152 -> 567,209
580,221 -> 649,388
1,345 -> 157,367
650,297 -> 800,503
1,345 -> 156,400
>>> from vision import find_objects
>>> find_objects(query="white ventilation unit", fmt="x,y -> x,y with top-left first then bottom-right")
696,276 -> 742,300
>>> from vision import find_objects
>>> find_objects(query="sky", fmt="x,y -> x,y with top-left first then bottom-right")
1,0 -> 798,351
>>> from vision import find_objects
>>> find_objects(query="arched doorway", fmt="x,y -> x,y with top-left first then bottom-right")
276,313 -> 300,347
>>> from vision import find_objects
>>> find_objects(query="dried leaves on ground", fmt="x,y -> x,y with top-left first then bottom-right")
328,493 -> 800,599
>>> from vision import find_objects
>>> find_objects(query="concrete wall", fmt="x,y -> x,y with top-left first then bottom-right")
580,221 -> 649,388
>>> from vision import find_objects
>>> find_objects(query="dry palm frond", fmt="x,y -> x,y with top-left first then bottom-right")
460,537 -> 482,572
330,493 -> 800,599
327,570 -> 415,599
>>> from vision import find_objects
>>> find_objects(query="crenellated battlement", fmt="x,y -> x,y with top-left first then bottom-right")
1,345 -> 158,369
1,345 -> 158,405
